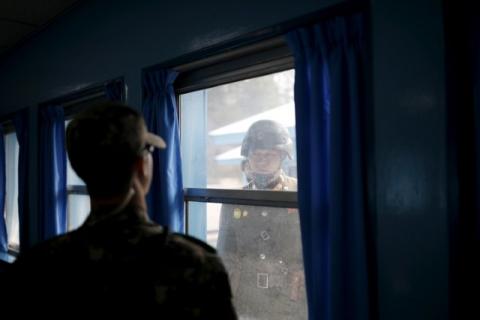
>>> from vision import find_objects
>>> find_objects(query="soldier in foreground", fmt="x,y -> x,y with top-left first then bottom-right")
9,102 -> 237,317
217,120 -> 307,320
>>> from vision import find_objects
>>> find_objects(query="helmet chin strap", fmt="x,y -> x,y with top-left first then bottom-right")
250,170 -> 281,189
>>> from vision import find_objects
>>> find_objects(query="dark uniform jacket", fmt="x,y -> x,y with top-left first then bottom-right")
7,204 -> 237,318
217,174 -> 307,320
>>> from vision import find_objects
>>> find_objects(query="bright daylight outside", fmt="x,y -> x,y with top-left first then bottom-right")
180,69 -> 307,320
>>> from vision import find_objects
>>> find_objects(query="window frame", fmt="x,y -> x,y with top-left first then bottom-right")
183,188 -> 297,234
173,35 -> 298,234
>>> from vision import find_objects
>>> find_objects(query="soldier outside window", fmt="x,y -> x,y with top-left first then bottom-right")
217,119 -> 307,320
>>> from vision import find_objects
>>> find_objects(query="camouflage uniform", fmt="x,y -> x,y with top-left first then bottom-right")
217,174 -> 307,320
9,204 -> 237,318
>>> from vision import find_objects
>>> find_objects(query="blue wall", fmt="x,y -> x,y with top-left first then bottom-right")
0,0 -> 339,112
0,0 -> 449,319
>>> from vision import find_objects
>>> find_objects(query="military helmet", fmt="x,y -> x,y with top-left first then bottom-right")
241,120 -> 293,159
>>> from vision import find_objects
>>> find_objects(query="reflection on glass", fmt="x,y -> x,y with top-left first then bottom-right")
4,132 -> 19,250
187,202 -> 307,320
180,70 -> 297,190
67,195 -> 90,230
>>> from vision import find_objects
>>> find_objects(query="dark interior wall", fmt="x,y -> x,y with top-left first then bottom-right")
0,0 -> 449,319
0,0 -> 340,113
372,1 -> 448,319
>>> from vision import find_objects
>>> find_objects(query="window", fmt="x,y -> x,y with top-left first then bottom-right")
180,70 -> 296,192
176,37 -> 307,319
180,70 -> 298,243
65,119 -> 90,231
3,125 -> 20,252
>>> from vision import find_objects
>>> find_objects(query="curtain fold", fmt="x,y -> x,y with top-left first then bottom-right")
0,125 -> 7,252
142,69 -> 184,232
39,106 -> 67,240
287,13 -> 370,320
13,109 -> 29,250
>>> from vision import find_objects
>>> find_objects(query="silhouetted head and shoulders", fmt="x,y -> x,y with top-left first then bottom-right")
10,102 -> 237,318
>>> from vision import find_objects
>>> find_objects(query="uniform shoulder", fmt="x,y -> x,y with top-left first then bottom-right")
164,233 -> 229,285
283,175 -> 298,190
169,232 -> 217,255
285,175 -> 297,184
13,232 -> 74,267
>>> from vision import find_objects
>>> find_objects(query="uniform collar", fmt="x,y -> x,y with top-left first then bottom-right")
84,203 -> 150,227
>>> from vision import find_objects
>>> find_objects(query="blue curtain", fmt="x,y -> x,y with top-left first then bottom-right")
39,106 -> 67,240
105,80 -> 125,102
287,13 -> 370,320
142,69 -> 184,232
0,125 -> 7,252
13,109 -> 29,250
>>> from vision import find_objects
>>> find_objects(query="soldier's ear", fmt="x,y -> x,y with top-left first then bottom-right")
133,152 -> 153,194
132,156 -> 145,180
128,174 -> 147,213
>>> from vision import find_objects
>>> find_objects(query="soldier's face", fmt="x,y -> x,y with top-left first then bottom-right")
248,149 -> 283,174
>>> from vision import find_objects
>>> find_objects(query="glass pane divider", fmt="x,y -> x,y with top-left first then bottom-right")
184,188 -> 298,208
67,185 -> 88,195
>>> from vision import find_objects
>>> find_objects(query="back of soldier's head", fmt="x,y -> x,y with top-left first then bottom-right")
66,102 -> 144,197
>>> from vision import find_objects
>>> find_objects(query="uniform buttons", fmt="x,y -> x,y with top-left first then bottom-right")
233,208 -> 242,219
261,211 -> 268,217
259,253 -> 266,260
260,230 -> 270,240
278,260 -> 288,274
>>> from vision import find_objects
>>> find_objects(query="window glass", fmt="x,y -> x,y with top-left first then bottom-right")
181,68 -> 304,318
180,69 -> 296,190
65,120 -> 89,231
67,194 -> 90,230
4,131 -> 19,250
65,120 -> 86,186
187,201 -> 307,320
